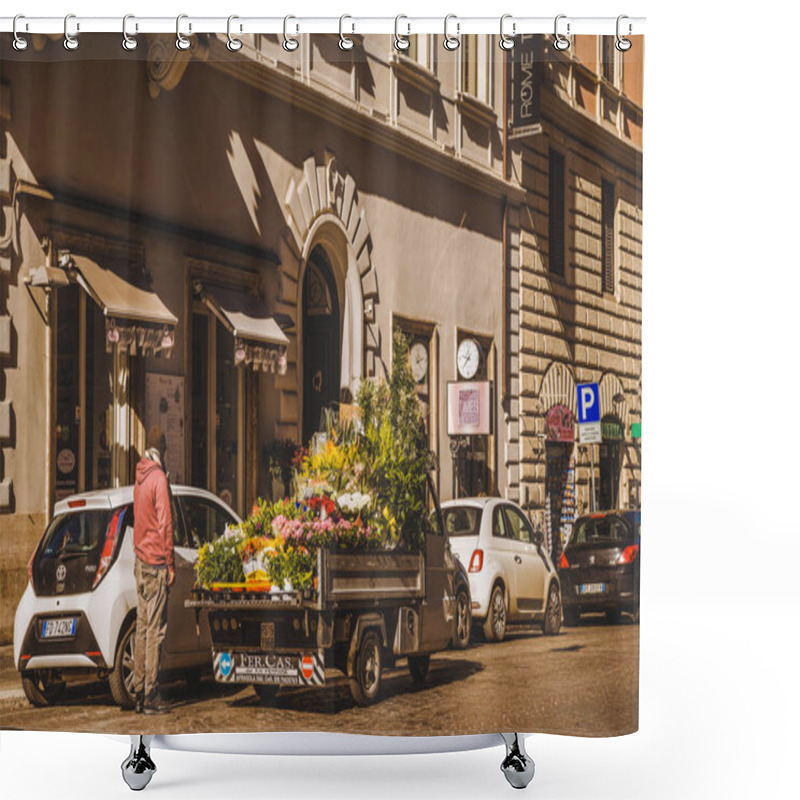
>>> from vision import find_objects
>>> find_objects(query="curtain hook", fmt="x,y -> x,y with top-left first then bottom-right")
122,14 -> 138,51
283,15 -> 299,52
616,15 -> 632,51
339,15 -> 355,51
63,13 -> 79,51
13,15 -> 29,51
443,13 -> 460,51
394,14 -> 410,52
553,14 -> 570,51
227,15 -> 243,51
499,13 -> 515,50
176,13 -> 191,51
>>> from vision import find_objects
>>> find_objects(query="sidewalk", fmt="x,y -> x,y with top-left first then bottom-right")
0,644 -> 25,705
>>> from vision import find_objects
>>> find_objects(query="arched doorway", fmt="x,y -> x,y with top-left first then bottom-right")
302,246 -> 341,444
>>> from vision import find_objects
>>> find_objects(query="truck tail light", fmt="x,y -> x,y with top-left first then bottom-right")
616,544 -> 640,565
468,549 -> 484,573
92,507 -> 125,590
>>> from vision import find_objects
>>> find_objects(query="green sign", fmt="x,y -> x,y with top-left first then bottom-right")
631,422 -> 641,439
601,416 -> 624,441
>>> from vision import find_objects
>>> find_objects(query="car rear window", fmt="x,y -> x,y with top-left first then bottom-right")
569,515 -> 634,545
443,506 -> 482,537
40,510 -> 115,559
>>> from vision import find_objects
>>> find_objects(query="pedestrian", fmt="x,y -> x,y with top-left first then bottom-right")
132,426 -> 175,715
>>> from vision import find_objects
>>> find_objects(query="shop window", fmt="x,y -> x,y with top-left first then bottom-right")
548,150 -> 566,277
407,34 -> 431,70
393,318 -> 436,451
190,313 -> 209,489
602,179 -> 616,294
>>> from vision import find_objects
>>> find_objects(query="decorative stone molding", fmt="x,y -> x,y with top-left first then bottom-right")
539,361 -> 577,415
146,34 -> 210,99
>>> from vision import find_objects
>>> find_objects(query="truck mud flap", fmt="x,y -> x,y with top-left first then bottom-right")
213,650 -> 325,687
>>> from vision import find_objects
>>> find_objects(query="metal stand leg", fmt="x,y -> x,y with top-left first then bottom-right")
500,733 -> 535,790
121,735 -> 156,791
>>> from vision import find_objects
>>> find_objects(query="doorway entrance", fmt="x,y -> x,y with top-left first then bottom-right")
302,246 -> 340,444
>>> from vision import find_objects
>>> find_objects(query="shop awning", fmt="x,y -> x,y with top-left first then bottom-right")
200,287 -> 288,374
70,255 -> 178,358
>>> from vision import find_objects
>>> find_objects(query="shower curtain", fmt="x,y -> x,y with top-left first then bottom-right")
0,27 -> 643,738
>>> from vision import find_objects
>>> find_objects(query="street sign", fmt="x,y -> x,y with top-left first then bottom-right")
576,383 -> 601,424
578,421 -> 602,444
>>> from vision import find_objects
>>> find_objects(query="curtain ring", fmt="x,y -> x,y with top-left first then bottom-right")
227,15 -> 243,51
12,15 -> 29,51
176,13 -> 191,51
499,14 -> 515,50
339,15 -> 355,51
553,14 -> 570,51
394,14 -> 410,52
283,15 -> 299,52
443,14 -> 460,51
122,14 -> 138,51
63,14 -> 79,51
615,15 -> 632,52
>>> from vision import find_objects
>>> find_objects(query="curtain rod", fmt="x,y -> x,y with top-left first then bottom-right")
0,16 -> 646,37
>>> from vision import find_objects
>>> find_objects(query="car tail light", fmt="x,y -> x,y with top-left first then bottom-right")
617,544 -> 640,565
92,507 -> 125,589
68,499 -> 86,508
468,549 -> 484,573
558,552 -> 570,569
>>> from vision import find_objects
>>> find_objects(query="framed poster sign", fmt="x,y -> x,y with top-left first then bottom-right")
145,373 -> 185,484
447,381 -> 493,436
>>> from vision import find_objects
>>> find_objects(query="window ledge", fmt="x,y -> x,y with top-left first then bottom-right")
456,91 -> 497,126
391,52 -> 440,93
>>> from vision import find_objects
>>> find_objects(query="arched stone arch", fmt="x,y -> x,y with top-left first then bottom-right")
599,372 -> 628,428
538,362 -> 577,416
283,152 -> 380,382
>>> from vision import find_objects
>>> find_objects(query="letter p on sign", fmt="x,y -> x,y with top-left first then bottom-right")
577,383 -> 601,424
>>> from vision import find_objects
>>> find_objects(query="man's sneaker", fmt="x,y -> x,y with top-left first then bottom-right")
143,693 -> 171,715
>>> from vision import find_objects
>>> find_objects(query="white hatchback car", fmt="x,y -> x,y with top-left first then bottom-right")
441,498 -> 562,642
13,485 -> 240,708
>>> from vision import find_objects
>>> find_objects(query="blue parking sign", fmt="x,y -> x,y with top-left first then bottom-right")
576,383 -> 600,424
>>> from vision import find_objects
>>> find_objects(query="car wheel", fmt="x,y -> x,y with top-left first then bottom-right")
483,584 -> 508,642
453,588 -> 472,650
562,608 -> 579,627
408,654 -> 430,684
349,630 -> 383,706
21,670 -> 66,707
253,684 -> 280,705
606,609 -> 622,625
109,621 -> 136,709
541,582 -> 563,636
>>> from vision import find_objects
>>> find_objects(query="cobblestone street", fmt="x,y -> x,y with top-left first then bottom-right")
0,619 -> 638,737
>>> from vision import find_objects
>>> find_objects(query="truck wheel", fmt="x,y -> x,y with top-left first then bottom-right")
453,588 -> 472,650
349,630 -> 382,706
408,654 -> 430,684
109,622 -> 136,709
253,685 -> 280,705
541,583 -> 562,636
483,584 -> 507,642
21,670 -> 66,707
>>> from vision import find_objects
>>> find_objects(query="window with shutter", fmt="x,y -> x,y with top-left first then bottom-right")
602,180 -> 615,294
548,150 -> 565,277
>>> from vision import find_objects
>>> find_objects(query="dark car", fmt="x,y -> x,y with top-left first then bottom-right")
557,510 -> 640,625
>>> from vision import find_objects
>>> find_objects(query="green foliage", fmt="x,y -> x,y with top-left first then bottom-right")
195,533 -> 245,588
356,330 -> 430,550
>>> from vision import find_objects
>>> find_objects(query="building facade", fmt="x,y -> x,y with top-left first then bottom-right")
0,31 -> 642,641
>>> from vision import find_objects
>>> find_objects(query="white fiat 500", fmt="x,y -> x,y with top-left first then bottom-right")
441,498 -> 562,642
13,485 -> 240,708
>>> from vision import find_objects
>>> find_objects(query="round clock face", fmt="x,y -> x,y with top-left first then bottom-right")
457,338 -> 480,380
409,341 -> 429,383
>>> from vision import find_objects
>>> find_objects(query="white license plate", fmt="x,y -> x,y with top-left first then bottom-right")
579,583 -> 606,595
41,617 -> 77,638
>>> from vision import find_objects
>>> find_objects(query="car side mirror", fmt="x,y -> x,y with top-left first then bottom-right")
532,530 -> 544,547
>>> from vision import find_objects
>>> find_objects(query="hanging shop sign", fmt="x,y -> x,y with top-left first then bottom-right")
545,404 -> 575,442
601,416 -> 625,441
447,381 -> 493,436
508,35 -> 542,140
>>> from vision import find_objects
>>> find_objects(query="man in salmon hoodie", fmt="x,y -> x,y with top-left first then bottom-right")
132,426 -> 175,715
